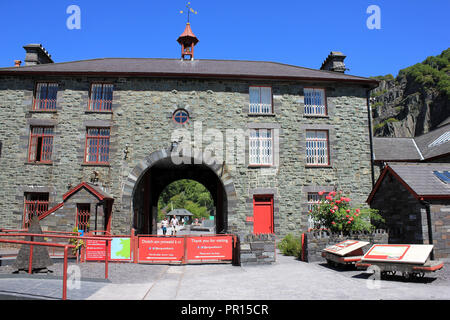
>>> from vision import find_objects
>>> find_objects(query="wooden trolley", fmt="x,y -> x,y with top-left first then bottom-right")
355,244 -> 444,279
321,240 -> 370,267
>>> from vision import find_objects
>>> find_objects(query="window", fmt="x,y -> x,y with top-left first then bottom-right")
306,130 -> 329,166
23,193 -> 49,227
173,109 -> 189,124
429,131 -> 450,148
304,88 -> 326,116
33,82 -> 58,111
85,127 -> 110,164
88,83 -> 114,111
249,86 -> 272,114
28,126 -> 54,163
307,193 -> 320,230
76,204 -> 91,232
249,129 -> 273,165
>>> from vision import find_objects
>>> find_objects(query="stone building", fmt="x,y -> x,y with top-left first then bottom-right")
367,163 -> 450,260
369,120 -> 450,260
0,24 -> 378,260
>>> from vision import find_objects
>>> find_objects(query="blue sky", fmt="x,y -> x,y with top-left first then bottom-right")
0,0 -> 448,77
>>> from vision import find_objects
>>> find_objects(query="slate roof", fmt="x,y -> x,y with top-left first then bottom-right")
367,162 -> 450,203
0,58 -> 378,86
373,123 -> 450,162
166,208 -> 193,216
373,137 -> 422,161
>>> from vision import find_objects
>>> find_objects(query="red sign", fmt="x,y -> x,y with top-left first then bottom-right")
138,237 -> 185,262
186,236 -> 233,261
85,239 -> 106,261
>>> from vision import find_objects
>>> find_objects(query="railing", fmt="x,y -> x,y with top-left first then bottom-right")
0,232 -> 113,300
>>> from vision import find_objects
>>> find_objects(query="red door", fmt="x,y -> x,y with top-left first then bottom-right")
253,195 -> 274,234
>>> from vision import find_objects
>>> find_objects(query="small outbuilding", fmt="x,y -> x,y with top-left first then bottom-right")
166,208 -> 194,223
367,163 -> 450,260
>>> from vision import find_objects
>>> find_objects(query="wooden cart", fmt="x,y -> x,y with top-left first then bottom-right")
321,240 -> 370,267
355,244 -> 444,279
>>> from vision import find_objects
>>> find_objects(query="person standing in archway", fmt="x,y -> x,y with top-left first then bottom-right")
170,215 -> 179,236
161,217 -> 169,236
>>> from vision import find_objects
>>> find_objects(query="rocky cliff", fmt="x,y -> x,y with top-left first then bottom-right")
371,48 -> 449,137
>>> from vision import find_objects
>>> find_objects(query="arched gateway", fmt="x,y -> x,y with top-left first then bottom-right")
121,148 -> 238,235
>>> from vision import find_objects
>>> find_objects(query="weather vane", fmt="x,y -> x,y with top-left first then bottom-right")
180,2 -> 198,23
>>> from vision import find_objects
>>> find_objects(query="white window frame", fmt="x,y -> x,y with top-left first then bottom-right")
306,130 -> 330,166
304,88 -> 327,116
249,129 -> 273,166
249,86 -> 273,114
307,192 -> 320,229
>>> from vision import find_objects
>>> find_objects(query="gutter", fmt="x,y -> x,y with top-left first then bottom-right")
366,90 -> 376,187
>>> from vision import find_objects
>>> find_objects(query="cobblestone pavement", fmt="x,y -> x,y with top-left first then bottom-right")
0,252 -> 449,300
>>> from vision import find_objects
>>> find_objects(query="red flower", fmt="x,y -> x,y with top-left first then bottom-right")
318,191 -> 325,196
335,200 -> 341,204
331,221 -> 336,225
350,217 -> 354,221
355,214 -> 359,217
346,209 -> 350,213
356,209 -> 360,213
330,209 -> 335,214
347,221 -> 352,224
333,206 -> 338,210
325,196 -> 332,201
346,215 -> 350,218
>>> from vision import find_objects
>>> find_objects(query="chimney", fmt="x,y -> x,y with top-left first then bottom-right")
14,60 -> 22,67
23,44 -> 54,66
320,51 -> 347,73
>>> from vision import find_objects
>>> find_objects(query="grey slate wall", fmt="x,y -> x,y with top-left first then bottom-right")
0,75 -> 373,246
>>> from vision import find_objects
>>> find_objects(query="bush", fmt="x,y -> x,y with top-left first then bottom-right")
308,191 -> 384,233
277,234 -> 302,258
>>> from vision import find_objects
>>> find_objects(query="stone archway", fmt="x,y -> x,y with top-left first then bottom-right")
121,148 -> 237,235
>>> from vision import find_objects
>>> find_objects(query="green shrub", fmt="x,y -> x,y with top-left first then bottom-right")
277,234 -> 302,258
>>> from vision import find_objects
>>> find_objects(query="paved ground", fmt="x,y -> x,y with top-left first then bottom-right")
0,252 -> 448,300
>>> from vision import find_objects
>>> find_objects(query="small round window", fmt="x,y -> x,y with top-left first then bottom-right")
173,109 -> 189,124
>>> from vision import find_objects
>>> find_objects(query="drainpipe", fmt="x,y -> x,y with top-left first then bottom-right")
366,90 -> 375,187
420,199 -> 434,260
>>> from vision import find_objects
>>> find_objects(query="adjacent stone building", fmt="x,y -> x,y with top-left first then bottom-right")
0,24 -> 378,261
367,163 -> 450,260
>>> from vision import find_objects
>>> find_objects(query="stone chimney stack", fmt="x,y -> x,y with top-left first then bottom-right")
23,44 -> 54,66
320,51 -> 347,73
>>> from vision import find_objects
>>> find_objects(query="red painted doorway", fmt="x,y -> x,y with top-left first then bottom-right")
253,195 -> 274,234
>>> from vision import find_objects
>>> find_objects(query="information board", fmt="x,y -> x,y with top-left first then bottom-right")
110,237 -> 131,261
138,237 -> 185,262
186,236 -> 233,260
323,240 -> 369,256
85,239 -> 106,261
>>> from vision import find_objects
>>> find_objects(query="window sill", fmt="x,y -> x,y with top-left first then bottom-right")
82,163 -> 111,167
305,165 -> 333,169
303,114 -> 329,118
248,164 -> 275,168
85,110 -> 113,114
29,110 -> 58,114
248,113 -> 276,117
25,162 -> 53,166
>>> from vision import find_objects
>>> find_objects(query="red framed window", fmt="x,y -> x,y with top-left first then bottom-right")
88,83 -> 114,111
84,127 -> 110,164
304,88 -> 327,116
306,130 -> 330,166
249,86 -> 273,114
23,193 -> 49,228
33,82 -> 58,111
76,204 -> 91,232
28,126 -> 54,163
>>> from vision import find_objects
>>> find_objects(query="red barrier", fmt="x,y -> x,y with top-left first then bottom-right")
136,234 -> 236,264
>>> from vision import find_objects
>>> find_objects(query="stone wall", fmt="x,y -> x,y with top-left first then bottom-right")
0,75 -> 373,249
425,202 -> 450,261
240,233 -> 276,265
304,229 -> 388,262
